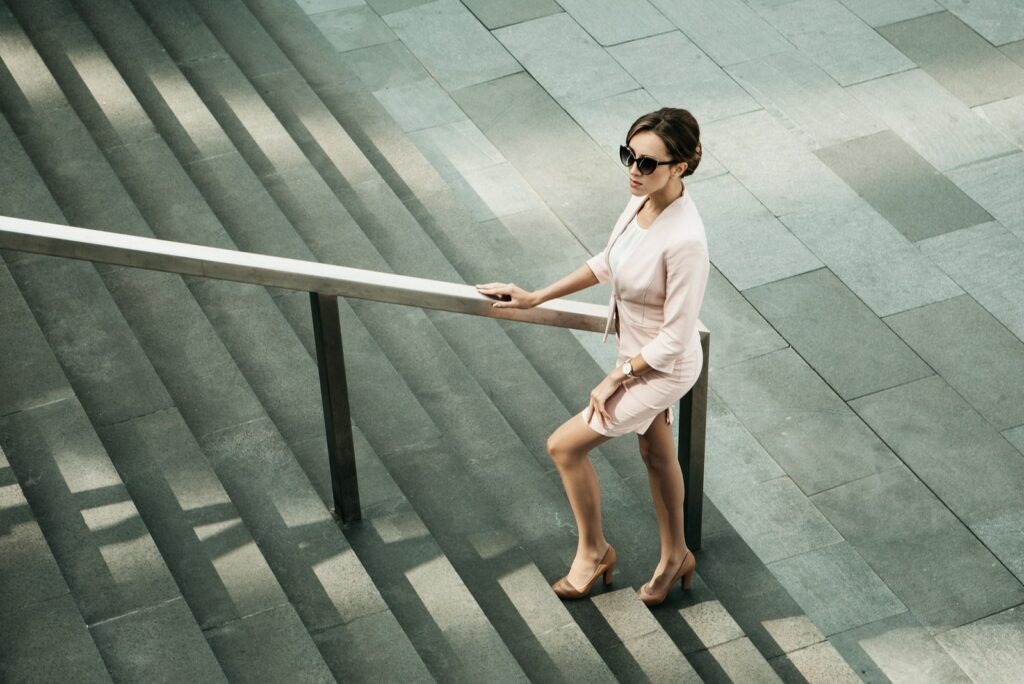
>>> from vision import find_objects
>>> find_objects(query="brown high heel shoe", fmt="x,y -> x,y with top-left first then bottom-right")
637,549 -> 696,607
552,545 -> 617,599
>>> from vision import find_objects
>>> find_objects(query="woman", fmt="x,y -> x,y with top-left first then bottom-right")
476,108 -> 709,607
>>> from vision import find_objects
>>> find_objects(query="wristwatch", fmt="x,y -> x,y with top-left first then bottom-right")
621,360 -> 634,378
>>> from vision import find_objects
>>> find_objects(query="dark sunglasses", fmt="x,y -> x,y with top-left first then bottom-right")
619,145 -> 676,175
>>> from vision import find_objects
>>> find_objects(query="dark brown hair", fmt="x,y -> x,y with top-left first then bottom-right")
626,108 -> 702,177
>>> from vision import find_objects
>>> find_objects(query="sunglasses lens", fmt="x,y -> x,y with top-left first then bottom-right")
619,145 -> 632,167
637,157 -> 657,175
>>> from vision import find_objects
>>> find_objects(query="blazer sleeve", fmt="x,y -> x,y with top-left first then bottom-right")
640,239 -> 710,372
585,249 -> 611,284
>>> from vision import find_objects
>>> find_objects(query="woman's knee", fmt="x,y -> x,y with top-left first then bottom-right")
547,432 -> 581,467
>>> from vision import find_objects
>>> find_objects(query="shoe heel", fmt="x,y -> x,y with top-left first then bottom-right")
603,565 -> 614,585
681,569 -> 694,591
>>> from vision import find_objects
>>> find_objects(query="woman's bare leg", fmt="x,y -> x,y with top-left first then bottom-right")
637,409 -> 689,593
547,414 -> 613,588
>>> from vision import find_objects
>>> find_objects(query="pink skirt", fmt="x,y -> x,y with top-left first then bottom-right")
580,345 -> 702,438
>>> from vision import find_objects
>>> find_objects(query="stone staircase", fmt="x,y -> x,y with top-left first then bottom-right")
0,0 -> 861,681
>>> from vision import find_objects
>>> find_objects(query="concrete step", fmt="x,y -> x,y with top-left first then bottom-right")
0,262 -> 226,681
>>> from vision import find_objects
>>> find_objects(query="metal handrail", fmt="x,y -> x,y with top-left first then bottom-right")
1,216 -> 709,546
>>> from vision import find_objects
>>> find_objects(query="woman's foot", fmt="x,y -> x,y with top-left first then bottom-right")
637,549 -> 695,607
553,544 -> 616,599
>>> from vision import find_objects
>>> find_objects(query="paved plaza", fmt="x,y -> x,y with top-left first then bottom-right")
2,0 -> 1024,681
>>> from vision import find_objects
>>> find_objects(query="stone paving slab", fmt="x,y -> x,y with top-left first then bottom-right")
339,39 -> 430,90
780,198 -> 964,316
607,31 -> 760,124
883,295 -> 1024,431
308,5 -> 396,52
494,13 -> 638,107
827,611 -> 971,683
0,594 -> 111,684
848,68 -> 1017,171
945,152 -> 1024,240
812,460 -> 1024,632
711,348 -> 900,495
698,266 -> 789,371
374,78 -> 467,132
383,0 -> 520,91
90,597 -> 228,683
702,109 -> 859,218
649,0 -> 791,67
772,639 -> 861,682
557,0 -> 674,47
563,88 -> 661,158
849,374 -> 1024,533
686,173 -> 823,291
837,0 -> 942,27
935,603 -> 1024,683
977,93 -> 1024,149
815,130 -> 994,243
879,11 -> 1024,107
938,0 -> 1024,46
705,391 -> 787,492
756,0 -> 915,85
744,268 -> 933,400
918,222 -> 1024,343
767,541 -> 906,636
312,609 -> 434,682
726,50 -> 885,150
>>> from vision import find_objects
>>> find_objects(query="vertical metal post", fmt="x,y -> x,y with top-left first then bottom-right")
310,292 -> 361,523
677,330 -> 710,551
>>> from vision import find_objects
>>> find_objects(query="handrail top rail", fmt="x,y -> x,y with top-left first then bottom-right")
0,215 -> 708,335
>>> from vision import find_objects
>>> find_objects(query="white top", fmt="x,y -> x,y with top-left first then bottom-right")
608,216 -> 647,277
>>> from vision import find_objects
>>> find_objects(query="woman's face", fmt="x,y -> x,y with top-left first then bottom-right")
624,130 -> 687,197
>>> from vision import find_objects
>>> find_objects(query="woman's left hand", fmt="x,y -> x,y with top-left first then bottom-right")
589,374 -> 624,425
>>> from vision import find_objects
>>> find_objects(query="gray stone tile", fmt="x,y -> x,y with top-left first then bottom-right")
879,11 -> 1024,107
757,613 -> 825,655
313,610 -> 432,682
757,0 -> 915,85
608,32 -> 760,123
408,119 -> 505,176
816,130 -> 994,243
365,0 -> 431,14
686,173 -> 823,291
338,39 -> 430,90
702,109 -> 859,217
726,50 -> 885,149
946,152 -> 1024,240
745,269 -> 933,399
649,0 -> 791,66
850,374 -> 1024,526
974,509 -> 1024,584
679,600 -> 745,648
0,263 -> 75,418
838,0 -> 942,26
768,541 -> 906,636
462,162 -> 546,218
310,5 -> 396,52
1004,38 -> 1024,67
711,348 -> 900,495
700,266 -> 789,371
938,0 -> 1024,46
977,93 -> 1024,149
781,198 -> 964,316
710,637 -> 783,682
0,480 -> 69,617
600,627 -> 701,682
712,475 -> 844,564
90,598 -> 227,683
494,13 -> 638,106
296,0 -> 363,14
0,594 -> 110,684
918,222 -> 1024,342
813,462 -> 1024,632
827,611 -> 972,683
460,0 -> 561,29
935,604 -> 1024,683
373,79 -> 467,132
778,640 -> 860,682
563,88 -> 661,156
848,68 -> 1017,171
557,0 -> 674,46
1006,424 -> 1024,453
884,296 -> 1024,431
383,0 -> 521,90
705,390 -> 787,494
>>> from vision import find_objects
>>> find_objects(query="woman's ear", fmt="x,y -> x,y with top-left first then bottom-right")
676,162 -> 688,177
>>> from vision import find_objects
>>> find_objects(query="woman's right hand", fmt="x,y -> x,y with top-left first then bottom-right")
475,282 -> 537,309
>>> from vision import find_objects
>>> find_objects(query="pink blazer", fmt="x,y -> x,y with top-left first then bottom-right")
586,192 -> 709,382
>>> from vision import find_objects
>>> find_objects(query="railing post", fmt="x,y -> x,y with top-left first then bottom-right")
310,292 -> 361,523
677,330 -> 710,551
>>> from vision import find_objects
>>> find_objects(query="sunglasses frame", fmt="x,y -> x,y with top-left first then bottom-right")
619,144 -> 677,175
